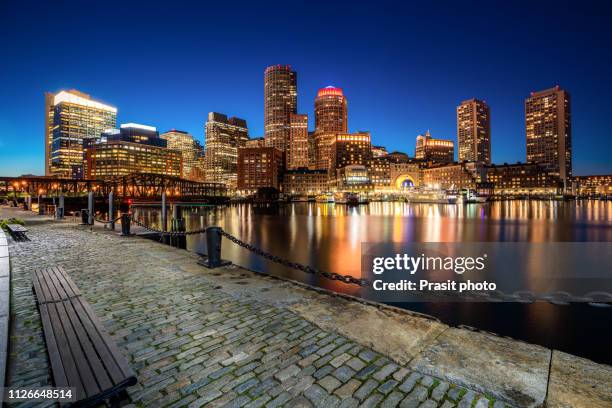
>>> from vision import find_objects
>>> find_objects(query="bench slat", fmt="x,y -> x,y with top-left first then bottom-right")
6,224 -> 27,232
54,266 -> 82,299
70,297 -> 128,386
35,269 -> 59,304
37,303 -> 69,388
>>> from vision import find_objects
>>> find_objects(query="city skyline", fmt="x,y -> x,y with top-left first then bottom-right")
1,1 -> 612,176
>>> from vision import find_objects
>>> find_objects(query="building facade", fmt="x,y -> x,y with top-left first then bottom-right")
282,169 -> 328,195
314,132 -> 336,170
414,131 -> 454,164
160,129 -> 203,180
45,90 -> 117,177
85,124 -> 181,178
371,145 -> 388,158
457,98 -> 491,163
574,175 -> 612,197
421,162 -> 486,190
525,86 -> 572,184
314,86 -> 347,133
288,113 -> 309,169
486,162 -> 561,195
264,65 -> 297,152
204,112 -> 249,188
237,147 -> 284,191
330,132 -> 372,171
245,137 -> 265,148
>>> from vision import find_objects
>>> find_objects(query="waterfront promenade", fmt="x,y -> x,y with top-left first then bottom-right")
2,206 -> 611,408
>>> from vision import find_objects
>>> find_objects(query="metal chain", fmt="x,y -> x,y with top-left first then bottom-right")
217,229 -> 368,286
129,216 -> 208,236
81,209 -> 122,225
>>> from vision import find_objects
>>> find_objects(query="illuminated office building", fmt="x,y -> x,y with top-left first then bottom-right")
204,112 -> 249,188
86,124 -> 181,178
525,86 -> 572,183
457,98 -> 490,163
237,147 -> 284,191
246,137 -> 265,148
415,131 -> 454,164
160,129 -> 204,180
282,169 -> 329,195
371,145 -> 388,158
288,113 -> 309,169
422,162 -> 486,190
264,65 -> 297,152
45,89 -> 117,177
314,132 -> 336,170
330,132 -> 372,170
574,175 -> 612,197
486,162 -> 561,195
314,86 -> 347,133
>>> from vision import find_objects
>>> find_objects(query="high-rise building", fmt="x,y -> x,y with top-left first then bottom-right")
160,130 -> 204,180
45,90 -> 117,177
264,65 -> 297,152
330,132 -> 372,171
415,131 -> 454,164
525,86 -> 572,183
371,145 -> 388,158
85,123 -> 182,178
288,113 -> 309,169
204,112 -> 249,188
314,86 -> 347,133
246,137 -> 265,148
457,98 -> 491,163
237,147 -> 284,191
314,132 -> 336,170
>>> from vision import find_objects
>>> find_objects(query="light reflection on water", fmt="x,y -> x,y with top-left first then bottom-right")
133,200 -> 612,363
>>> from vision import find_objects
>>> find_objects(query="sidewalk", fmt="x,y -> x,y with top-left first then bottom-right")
2,206 -> 611,407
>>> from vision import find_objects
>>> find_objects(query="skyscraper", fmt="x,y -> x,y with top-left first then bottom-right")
314,86 -> 347,133
288,113 -> 309,169
264,65 -> 297,152
525,86 -> 572,183
204,112 -> 249,188
457,98 -> 491,164
45,90 -> 117,176
160,129 -> 204,180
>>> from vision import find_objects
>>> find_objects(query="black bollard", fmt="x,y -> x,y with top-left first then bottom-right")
81,209 -> 89,225
121,213 -> 131,236
202,227 -> 230,268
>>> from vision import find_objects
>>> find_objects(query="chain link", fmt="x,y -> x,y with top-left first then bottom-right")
218,229 -> 368,286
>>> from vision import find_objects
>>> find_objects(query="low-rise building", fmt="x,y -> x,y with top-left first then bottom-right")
486,162 -> 561,195
415,131 -> 454,164
334,164 -> 373,192
421,162 -> 485,190
574,175 -> 612,196
237,146 -> 284,192
282,169 -> 329,195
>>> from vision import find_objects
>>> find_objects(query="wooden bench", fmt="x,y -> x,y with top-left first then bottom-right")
32,266 -> 137,407
6,224 -> 28,241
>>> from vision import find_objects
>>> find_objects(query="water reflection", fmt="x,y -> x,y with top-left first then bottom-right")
133,200 -> 612,363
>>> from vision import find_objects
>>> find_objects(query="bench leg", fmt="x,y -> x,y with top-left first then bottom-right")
108,389 -> 130,408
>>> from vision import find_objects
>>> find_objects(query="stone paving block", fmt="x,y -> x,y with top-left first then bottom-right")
380,390 -> 405,408
373,362 -> 398,381
400,385 -> 428,407
332,365 -> 356,383
546,350 -> 612,408
361,392 -> 384,408
274,363 -> 300,382
354,378 -> 379,401
319,375 -> 342,393
410,327 -> 550,407
398,371 -> 421,393
334,378 -> 361,400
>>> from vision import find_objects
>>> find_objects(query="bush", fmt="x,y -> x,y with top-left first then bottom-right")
0,218 -> 25,231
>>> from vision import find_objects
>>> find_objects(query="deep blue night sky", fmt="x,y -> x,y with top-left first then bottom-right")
1,0 -> 611,176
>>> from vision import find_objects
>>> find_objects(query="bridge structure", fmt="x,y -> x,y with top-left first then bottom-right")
0,173 -> 229,201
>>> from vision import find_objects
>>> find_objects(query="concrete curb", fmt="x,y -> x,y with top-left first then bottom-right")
0,230 -> 10,406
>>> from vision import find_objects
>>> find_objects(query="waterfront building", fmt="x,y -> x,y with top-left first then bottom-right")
85,123 -> 182,178
282,169 -> 329,195
160,130 -> 204,180
45,89 -> 117,177
486,162 -> 561,195
370,156 -> 392,188
264,65 -> 297,152
288,113 -> 310,169
421,162 -> 486,190
334,164 -> 373,192
415,131 -> 454,164
330,132 -> 372,171
390,162 -> 422,190
525,86 -> 572,184
457,98 -> 491,163
314,86 -> 347,133
308,131 -> 317,169
204,112 -> 249,188
371,145 -> 388,158
246,137 -> 265,148
237,146 -> 284,192
574,175 -> 612,197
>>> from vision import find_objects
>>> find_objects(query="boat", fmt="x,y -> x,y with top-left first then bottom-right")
463,189 -> 489,203
290,194 -> 309,202
405,187 -> 457,204
315,193 -> 335,203
334,192 -> 360,205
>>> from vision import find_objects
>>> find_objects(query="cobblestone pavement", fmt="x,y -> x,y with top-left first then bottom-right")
6,220 -> 509,407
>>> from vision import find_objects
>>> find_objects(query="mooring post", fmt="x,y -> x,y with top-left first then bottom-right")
161,192 -> 167,232
57,193 -> 65,219
38,195 -> 43,215
88,191 -> 94,225
121,212 -> 131,236
203,227 -> 230,268
109,191 -> 115,230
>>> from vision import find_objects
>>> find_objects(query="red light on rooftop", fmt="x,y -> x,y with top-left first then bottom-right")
317,86 -> 344,98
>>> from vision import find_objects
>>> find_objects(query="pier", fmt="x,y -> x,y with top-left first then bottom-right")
1,206 -> 611,407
